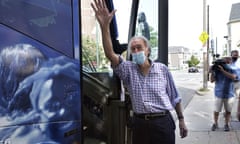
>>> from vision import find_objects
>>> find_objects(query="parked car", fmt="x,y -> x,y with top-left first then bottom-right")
188,67 -> 199,73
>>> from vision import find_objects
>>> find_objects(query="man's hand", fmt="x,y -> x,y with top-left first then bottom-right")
179,119 -> 188,138
217,65 -> 224,71
91,0 -> 116,28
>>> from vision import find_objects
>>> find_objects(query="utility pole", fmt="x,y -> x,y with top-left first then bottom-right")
202,0 -> 208,89
207,5 -> 210,81
215,37 -> 218,55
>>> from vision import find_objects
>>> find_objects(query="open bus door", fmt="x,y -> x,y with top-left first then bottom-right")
0,0 -> 81,143
81,0 -> 168,144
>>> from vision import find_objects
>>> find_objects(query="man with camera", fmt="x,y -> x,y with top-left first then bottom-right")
210,56 -> 237,131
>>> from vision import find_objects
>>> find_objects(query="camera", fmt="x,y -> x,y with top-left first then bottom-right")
211,59 -> 227,71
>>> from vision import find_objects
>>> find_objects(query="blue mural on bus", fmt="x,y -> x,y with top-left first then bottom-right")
0,0 -> 81,143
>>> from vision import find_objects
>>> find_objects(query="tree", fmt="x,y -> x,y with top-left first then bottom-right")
82,36 -> 96,66
149,26 -> 158,48
188,55 -> 200,67
82,36 -> 108,69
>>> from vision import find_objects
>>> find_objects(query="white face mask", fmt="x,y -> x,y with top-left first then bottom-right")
132,51 -> 146,65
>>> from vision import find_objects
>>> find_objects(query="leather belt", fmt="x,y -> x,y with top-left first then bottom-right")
134,111 -> 169,120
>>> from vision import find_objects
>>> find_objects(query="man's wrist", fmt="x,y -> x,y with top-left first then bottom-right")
178,115 -> 184,120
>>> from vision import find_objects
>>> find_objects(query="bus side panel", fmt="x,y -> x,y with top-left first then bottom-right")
0,24 -> 81,143
0,1 -> 81,143
0,122 -> 81,144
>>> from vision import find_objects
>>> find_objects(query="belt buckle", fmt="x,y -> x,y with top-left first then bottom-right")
160,111 -> 165,115
144,114 -> 150,120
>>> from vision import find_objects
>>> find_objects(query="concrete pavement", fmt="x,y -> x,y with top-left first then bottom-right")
175,82 -> 240,144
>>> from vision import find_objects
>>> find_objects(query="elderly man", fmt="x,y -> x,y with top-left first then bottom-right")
91,0 -> 188,143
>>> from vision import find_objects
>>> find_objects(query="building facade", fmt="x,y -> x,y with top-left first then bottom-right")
168,46 -> 191,70
227,2 -> 240,53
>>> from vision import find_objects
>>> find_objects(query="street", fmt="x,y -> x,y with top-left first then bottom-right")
171,69 -> 204,109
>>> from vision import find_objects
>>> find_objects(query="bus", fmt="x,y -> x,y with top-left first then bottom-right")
0,0 -> 168,143
0,0 -> 81,143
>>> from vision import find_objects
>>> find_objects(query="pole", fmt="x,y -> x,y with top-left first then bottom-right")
216,37 -> 218,55
96,21 -> 99,68
207,5 -> 210,78
203,0 -> 208,89
158,0 -> 168,65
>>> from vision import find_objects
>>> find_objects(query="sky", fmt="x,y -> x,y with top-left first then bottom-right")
169,0 -> 240,54
113,0 -> 240,55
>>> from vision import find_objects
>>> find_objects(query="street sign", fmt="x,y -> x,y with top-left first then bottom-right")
199,31 -> 209,45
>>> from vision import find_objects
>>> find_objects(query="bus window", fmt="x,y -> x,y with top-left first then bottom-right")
81,0 -> 113,72
112,0 -> 132,44
81,0 -> 132,72
135,0 -> 158,61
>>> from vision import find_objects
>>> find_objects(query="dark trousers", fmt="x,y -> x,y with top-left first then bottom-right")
132,113 -> 176,144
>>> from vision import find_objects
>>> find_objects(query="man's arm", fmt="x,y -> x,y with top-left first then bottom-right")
209,72 -> 215,83
91,0 -> 119,67
100,23 -> 119,67
218,65 -> 237,80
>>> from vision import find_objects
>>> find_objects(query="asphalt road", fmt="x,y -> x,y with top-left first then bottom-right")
171,69 -> 203,109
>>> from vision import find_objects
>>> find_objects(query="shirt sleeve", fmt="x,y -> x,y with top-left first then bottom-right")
112,56 -> 128,82
165,67 -> 181,107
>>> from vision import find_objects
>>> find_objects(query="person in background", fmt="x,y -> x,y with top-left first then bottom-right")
210,56 -> 237,131
91,0 -> 188,143
230,50 -> 240,121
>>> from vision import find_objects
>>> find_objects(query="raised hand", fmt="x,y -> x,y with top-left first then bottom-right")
91,0 -> 116,28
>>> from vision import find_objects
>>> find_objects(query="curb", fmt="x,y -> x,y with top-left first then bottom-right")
195,89 -> 212,96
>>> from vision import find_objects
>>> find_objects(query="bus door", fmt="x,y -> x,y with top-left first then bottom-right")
81,0 -> 167,143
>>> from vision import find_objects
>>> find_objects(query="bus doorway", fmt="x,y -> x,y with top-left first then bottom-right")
81,0 -> 168,143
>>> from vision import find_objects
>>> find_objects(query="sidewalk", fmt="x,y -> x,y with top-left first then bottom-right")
176,83 -> 240,144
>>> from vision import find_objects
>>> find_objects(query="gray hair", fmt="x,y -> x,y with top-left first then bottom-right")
0,44 -> 46,106
128,35 -> 151,57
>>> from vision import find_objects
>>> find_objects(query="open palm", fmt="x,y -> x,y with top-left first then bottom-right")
91,0 -> 116,27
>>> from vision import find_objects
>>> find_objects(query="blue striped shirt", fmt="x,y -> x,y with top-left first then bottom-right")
113,58 -> 181,114
214,65 -> 236,98
231,60 -> 240,80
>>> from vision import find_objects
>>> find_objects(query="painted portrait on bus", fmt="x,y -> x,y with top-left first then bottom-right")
0,19 -> 81,144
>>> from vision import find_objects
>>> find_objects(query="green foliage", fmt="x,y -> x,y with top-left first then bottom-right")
223,49 -> 227,56
149,26 -> 158,48
188,55 -> 200,67
82,36 -> 96,66
82,36 -> 108,70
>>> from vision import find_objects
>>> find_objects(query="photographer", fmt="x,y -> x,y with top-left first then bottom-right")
210,57 -> 237,131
